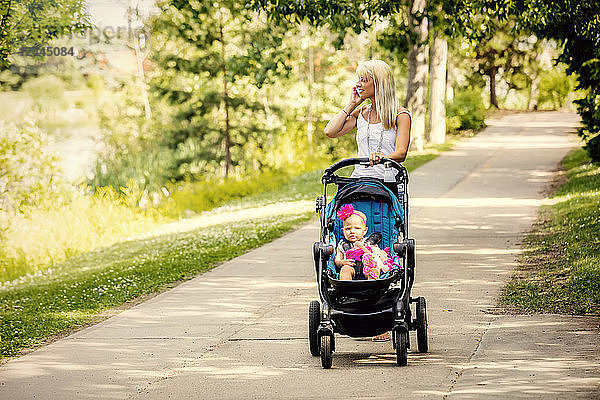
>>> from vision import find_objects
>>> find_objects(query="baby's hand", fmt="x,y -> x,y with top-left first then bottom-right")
354,241 -> 367,250
341,259 -> 355,267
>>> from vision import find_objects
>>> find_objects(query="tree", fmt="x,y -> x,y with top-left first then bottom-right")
510,0 -> 600,161
0,0 -> 91,70
405,0 -> 428,151
150,0 -> 291,178
427,32 -> 447,144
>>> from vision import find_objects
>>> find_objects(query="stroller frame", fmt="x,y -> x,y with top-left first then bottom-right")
310,157 -> 428,368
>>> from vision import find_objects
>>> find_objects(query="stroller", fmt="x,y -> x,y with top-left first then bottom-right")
309,157 -> 428,368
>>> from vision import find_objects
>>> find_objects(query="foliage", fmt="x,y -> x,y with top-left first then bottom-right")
537,65 -> 576,110
89,77 -> 177,193
445,87 -> 486,132
0,0 -> 91,70
0,121 -> 66,217
163,170 -> 293,218
251,0 -> 501,39
509,1 -> 600,161
251,0 -> 401,36
501,148 -> 600,315
149,0 -> 292,178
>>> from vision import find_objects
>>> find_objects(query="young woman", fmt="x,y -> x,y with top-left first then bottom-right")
324,59 -> 411,179
324,60 -> 411,341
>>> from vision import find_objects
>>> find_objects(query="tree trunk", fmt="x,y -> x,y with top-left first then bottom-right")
427,34 -> 447,145
219,18 -> 231,178
306,42 -> 314,148
528,74 -> 540,110
489,65 -> 498,108
405,0 -> 428,152
129,4 -> 151,121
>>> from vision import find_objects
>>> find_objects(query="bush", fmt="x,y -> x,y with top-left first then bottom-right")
538,66 -> 576,110
21,75 -> 69,112
0,121 -> 66,216
585,133 -> 600,162
576,88 -> 600,163
446,87 -> 487,132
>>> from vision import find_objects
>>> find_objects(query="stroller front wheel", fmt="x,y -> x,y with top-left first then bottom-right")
320,335 -> 333,369
416,296 -> 428,353
395,330 -> 408,366
308,300 -> 320,356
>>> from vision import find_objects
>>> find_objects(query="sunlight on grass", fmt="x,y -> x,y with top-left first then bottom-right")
0,187 -> 166,282
500,148 -> 600,315
137,200 -> 313,240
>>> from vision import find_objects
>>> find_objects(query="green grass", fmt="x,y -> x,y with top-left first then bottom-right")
0,133 -> 467,359
500,148 -> 600,315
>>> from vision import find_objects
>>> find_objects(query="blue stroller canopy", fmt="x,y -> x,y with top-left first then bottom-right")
324,180 -> 404,223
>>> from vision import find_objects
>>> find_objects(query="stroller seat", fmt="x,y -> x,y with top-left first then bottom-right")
325,180 -> 404,281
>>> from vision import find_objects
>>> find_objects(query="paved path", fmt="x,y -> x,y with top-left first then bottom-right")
2,112 -> 599,399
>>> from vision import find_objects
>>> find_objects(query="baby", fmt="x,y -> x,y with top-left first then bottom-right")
334,204 -> 399,280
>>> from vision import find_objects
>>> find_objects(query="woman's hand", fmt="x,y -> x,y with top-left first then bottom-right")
369,151 -> 385,166
350,85 -> 362,107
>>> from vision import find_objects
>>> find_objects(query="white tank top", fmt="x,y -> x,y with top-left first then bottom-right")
351,107 -> 412,179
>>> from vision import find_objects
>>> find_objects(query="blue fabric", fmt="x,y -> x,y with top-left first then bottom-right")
325,181 -> 403,279
324,181 -> 404,223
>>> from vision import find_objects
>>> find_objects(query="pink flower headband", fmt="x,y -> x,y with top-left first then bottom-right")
337,204 -> 366,224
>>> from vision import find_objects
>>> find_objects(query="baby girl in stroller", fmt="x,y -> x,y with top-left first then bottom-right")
334,204 -> 401,280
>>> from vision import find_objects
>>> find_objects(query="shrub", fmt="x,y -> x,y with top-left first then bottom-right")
0,121 -> 67,216
585,133 -> 600,162
538,66 -> 576,110
446,87 -> 487,132
21,75 -> 69,112
576,87 -> 600,163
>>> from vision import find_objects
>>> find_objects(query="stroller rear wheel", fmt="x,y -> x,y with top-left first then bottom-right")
308,300 -> 320,356
416,296 -> 428,353
320,335 -> 333,369
395,330 -> 408,366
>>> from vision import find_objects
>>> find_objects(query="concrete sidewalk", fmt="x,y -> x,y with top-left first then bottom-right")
1,111 -> 599,399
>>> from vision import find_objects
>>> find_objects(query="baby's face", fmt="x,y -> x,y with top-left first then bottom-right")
342,214 -> 368,243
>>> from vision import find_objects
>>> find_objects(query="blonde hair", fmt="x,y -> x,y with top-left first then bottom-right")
343,211 -> 367,227
356,60 -> 399,130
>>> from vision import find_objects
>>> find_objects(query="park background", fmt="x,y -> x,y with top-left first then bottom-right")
0,0 -> 598,358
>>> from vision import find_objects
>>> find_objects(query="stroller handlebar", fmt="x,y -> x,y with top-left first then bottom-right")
323,157 -> 407,180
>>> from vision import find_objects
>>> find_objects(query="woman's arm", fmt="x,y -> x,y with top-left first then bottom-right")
324,107 -> 360,138
368,109 -> 411,166
324,85 -> 363,138
385,111 -> 411,162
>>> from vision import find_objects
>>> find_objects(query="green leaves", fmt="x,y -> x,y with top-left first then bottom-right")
0,0 -> 91,70
149,0 -> 292,178
509,0 -> 600,160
